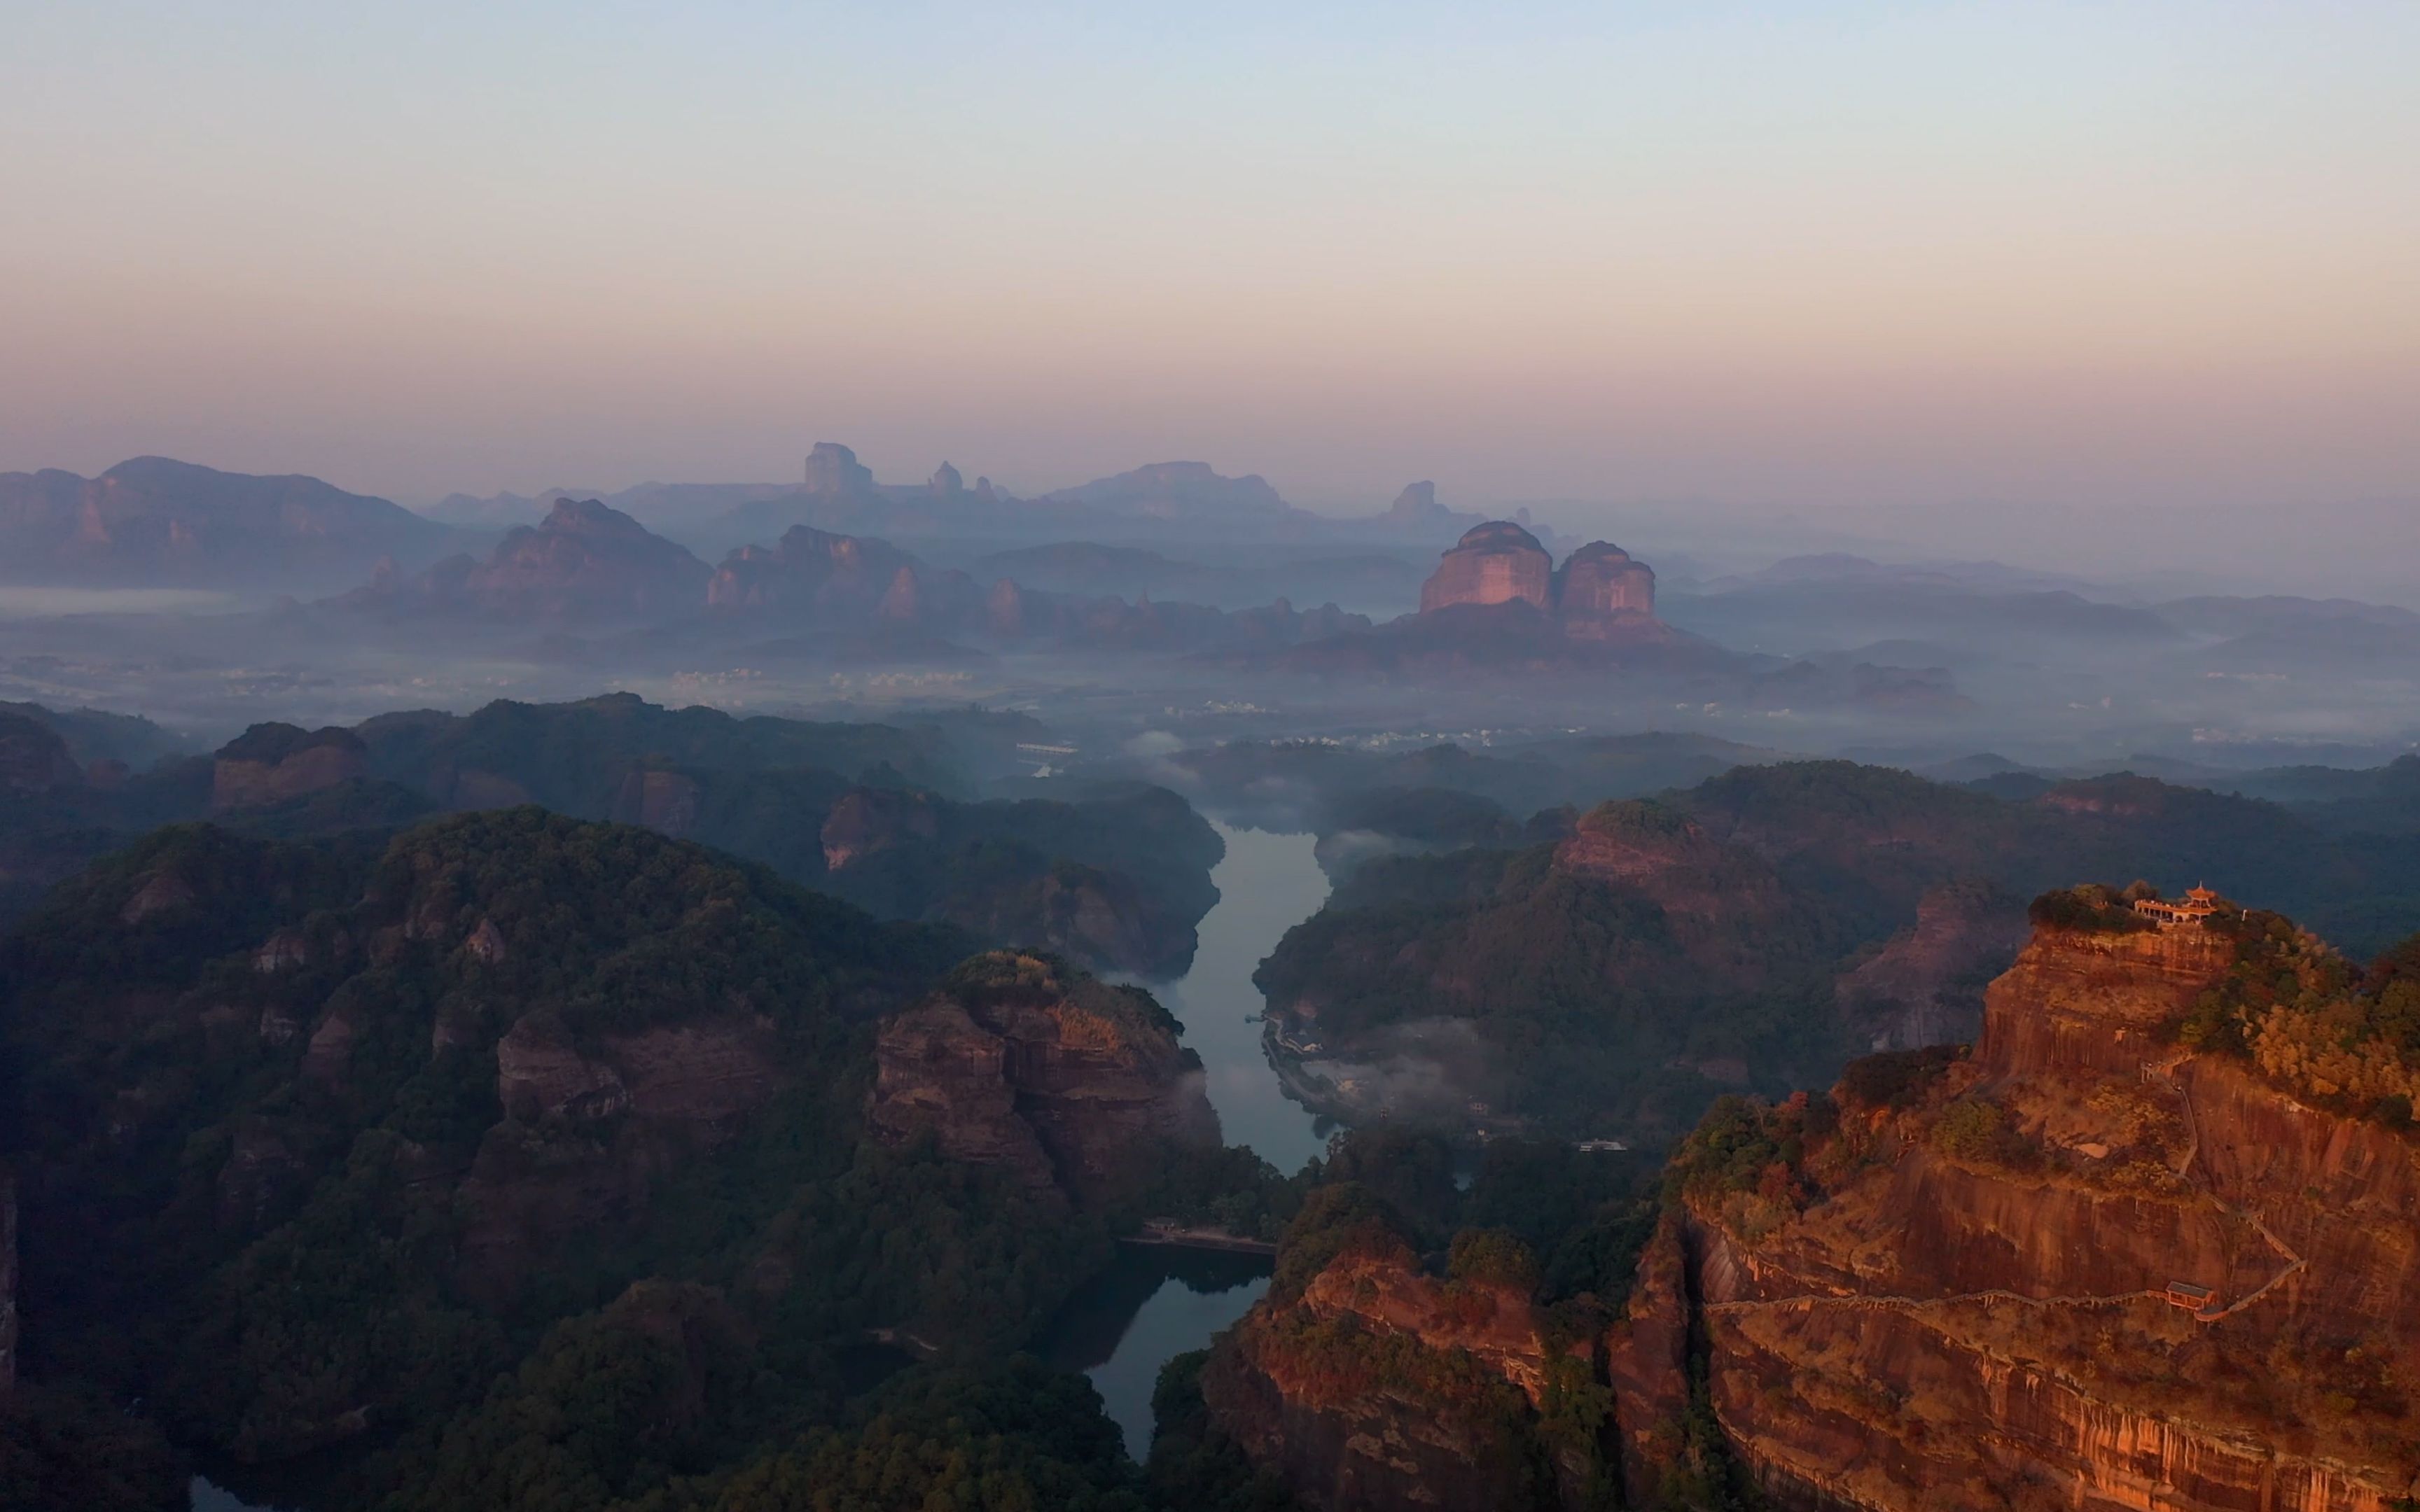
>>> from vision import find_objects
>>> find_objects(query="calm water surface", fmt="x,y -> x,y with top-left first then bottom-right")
192,1476 -> 296,1512
1044,1247 -> 1272,1458
1039,821 -> 1332,1457
1156,822 -> 1333,1175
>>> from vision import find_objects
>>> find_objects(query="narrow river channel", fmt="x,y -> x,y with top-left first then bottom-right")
1040,822 -> 1335,1455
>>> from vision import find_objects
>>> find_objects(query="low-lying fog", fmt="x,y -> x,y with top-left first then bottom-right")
1,453 -> 2412,780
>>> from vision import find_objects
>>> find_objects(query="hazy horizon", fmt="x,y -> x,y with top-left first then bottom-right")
9,442 -> 2414,603
6,4 -> 2415,559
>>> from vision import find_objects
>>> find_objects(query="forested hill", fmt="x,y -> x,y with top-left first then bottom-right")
1256,760 -> 2420,1144
0,810 -> 1151,1508
0,692 -> 1225,977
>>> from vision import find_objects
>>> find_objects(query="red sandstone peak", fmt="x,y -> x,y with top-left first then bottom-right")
1555,539 -> 1657,635
705,522 -> 923,620
1419,520 -> 1553,613
1415,523 -> 1667,645
819,786 -> 940,872
457,497 -> 711,617
985,576 -> 1027,637
877,564 -> 922,620
1616,893 -> 2420,1511
865,951 -> 1221,1205
538,496 -> 651,537
209,722 -> 368,811
1385,479 -> 1447,520
1979,909 -> 2236,1079
802,440 -> 875,496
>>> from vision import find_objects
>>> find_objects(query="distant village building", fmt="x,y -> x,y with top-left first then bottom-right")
2134,886 -> 2227,927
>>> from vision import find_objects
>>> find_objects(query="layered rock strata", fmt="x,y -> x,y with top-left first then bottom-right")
1416,521 -> 1660,636
1632,913 -> 2420,1511
1222,900 -> 2420,1511
866,951 -> 1221,1205
1419,521 -> 1555,614
1555,540 -> 1657,636
1204,1235 -> 1601,1512
211,723 -> 368,811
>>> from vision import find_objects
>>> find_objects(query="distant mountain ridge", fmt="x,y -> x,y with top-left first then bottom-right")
431,443 -> 1509,555
338,490 -> 1372,654
422,479 -> 796,530
0,457 -> 468,589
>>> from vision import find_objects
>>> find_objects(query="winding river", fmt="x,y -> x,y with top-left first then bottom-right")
1041,822 -> 1335,1455
1153,824 -> 1335,1175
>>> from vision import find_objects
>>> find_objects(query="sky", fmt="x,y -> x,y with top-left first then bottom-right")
4,1 -> 2416,544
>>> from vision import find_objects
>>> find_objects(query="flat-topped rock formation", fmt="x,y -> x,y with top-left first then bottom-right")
1414,520 -> 1662,638
802,440 -> 877,496
1555,540 -> 1657,636
1419,520 -> 1555,614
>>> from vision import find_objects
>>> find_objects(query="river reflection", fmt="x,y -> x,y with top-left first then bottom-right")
1160,822 -> 1334,1176
192,1477 -> 291,1512
1043,1246 -> 1272,1459
1045,822 -> 1330,1460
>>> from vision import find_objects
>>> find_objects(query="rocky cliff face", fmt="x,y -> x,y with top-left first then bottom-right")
1555,540 -> 1657,636
1835,882 -> 2028,1051
1411,522 -> 1670,651
1552,799 -> 1764,900
1230,902 -> 2420,1511
1204,1217 -> 1611,1512
819,787 -> 941,872
1629,909 -> 2420,1511
943,860 -> 1195,980
210,723 -> 368,811
1384,480 -> 1446,524
866,951 -> 1221,1205
803,440 -> 877,496
470,498 -> 713,617
1419,521 -> 1555,614
609,768 -> 701,838
349,498 -> 711,621
0,456 -> 461,588
1977,918 -> 2234,1079
459,1007 -> 792,1297
704,523 -> 943,622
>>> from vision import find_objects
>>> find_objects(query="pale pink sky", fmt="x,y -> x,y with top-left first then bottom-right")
4,3 -> 2414,528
